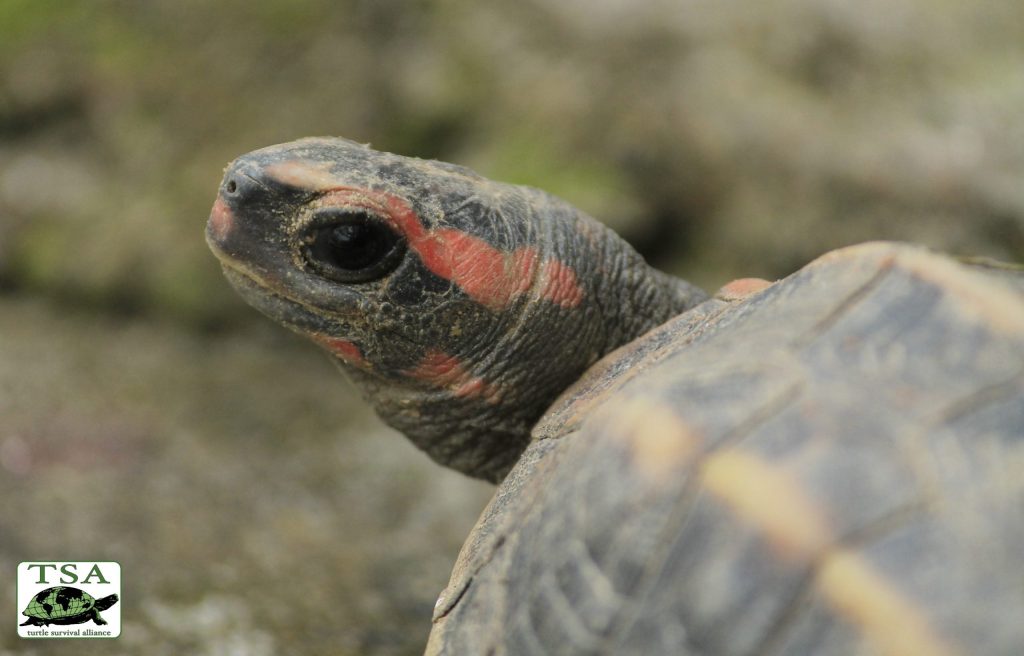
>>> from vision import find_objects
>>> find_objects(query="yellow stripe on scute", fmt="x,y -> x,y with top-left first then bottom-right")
700,449 -> 832,559
699,449 -> 958,656
606,398 -> 702,482
818,549 -> 958,656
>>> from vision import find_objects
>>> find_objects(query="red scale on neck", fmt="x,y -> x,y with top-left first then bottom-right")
311,334 -> 366,367
406,349 -> 501,403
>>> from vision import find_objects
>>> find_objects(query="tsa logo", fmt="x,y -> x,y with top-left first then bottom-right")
17,562 -> 121,638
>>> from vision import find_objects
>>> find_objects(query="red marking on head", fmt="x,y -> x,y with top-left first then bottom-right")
428,230 -> 539,311
265,160 -> 585,310
313,185 -> 583,311
407,349 -> 501,403
310,334 -> 366,367
409,349 -> 462,383
538,259 -> 584,308
209,197 -> 234,241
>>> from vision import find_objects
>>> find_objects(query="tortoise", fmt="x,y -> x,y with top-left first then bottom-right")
207,137 -> 1024,655
20,586 -> 118,626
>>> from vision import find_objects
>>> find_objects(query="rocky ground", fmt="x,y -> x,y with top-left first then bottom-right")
0,295 -> 490,655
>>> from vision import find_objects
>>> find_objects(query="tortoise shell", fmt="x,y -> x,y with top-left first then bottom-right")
428,243 -> 1024,655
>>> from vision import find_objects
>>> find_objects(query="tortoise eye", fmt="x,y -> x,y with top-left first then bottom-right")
302,211 -> 406,283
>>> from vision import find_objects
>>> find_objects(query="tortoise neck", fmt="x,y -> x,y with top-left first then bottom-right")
347,192 -> 707,482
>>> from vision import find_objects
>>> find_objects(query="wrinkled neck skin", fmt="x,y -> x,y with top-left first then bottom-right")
207,138 -> 706,483
344,188 -> 705,482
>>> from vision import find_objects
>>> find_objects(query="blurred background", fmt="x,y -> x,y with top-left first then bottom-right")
1,1 -> 1022,654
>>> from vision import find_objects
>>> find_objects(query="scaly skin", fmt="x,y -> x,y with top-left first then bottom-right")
207,138 -> 706,481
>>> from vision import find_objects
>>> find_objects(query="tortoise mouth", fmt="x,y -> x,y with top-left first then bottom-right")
220,264 -> 348,336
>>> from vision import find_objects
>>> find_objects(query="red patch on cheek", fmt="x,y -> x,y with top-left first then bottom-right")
209,197 -> 234,241
407,349 -> 501,403
310,334 -> 366,367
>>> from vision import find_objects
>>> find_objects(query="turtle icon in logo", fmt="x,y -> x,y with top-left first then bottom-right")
19,586 -> 119,627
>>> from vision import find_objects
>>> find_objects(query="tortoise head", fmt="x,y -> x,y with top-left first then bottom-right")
207,137 -> 704,481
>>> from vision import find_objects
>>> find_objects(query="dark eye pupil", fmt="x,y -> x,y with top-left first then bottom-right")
316,223 -> 390,271
303,213 -> 405,283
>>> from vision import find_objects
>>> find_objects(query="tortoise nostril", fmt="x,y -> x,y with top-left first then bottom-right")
225,179 -> 238,194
